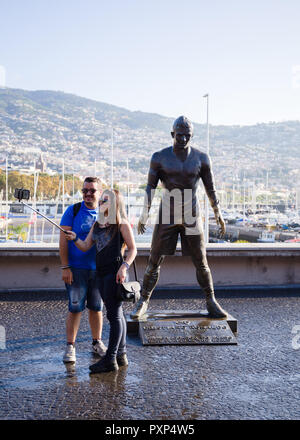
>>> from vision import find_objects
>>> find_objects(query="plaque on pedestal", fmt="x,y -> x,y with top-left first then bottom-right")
126,310 -> 238,345
127,310 -> 237,333
139,318 -> 237,345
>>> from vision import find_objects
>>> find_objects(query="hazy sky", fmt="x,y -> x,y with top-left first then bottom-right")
1,0 -> 300,125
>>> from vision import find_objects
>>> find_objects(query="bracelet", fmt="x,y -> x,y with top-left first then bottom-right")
73,234 -> 79,242
121,261 -> 130,270
61,265 -> 71,270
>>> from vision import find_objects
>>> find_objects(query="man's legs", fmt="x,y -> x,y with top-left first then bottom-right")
63,311 -> 81,363
88,310 -> 103,340
184,232 -> 227,318
64,268 -> 105,362
131,253 -> 164,318
66,311 -> 82,344
63,269 -> 87,362
65,311 -> 105,360
87,270 -> 106,356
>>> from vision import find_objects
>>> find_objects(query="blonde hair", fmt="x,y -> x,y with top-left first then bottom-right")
98,189 -> 127,226
97,189 -> 128,252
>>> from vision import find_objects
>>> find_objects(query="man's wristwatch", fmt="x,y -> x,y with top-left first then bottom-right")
73,234 -> 79,242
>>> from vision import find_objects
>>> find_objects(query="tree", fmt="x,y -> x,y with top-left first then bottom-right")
8,223 -> 28,242
0,170 -> 84,200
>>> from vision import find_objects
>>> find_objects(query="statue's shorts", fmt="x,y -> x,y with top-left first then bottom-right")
150,221 -> 206,257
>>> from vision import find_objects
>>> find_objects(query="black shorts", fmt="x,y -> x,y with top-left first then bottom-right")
150,221 -> 205,256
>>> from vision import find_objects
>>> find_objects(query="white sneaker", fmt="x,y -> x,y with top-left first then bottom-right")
92,340 -> 107,357
63,344 -> 76,363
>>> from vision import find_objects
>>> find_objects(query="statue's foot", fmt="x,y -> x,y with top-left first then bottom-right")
130,298 -> 149,319
206,294 -> 228,318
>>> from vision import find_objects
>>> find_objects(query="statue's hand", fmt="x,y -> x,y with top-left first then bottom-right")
137,219 -> 146,235
214,210 -> 226,237
138,211 -> 149,235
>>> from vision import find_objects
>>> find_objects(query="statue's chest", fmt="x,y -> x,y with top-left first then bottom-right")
161,155 -> 201,181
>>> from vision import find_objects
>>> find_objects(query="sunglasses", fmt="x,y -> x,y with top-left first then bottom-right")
82,188 -> 97,194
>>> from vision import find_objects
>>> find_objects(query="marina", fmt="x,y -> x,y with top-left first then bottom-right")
1,199 -> 300,245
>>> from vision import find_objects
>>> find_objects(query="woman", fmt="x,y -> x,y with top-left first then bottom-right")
65,189 -> 137,373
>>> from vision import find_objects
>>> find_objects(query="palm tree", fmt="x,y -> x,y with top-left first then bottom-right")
8,223 -> 28,242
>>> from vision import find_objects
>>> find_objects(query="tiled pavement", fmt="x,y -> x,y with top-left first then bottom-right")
0,290 -> 299,420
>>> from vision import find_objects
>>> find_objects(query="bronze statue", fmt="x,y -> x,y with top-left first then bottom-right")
131,116 -> 227,319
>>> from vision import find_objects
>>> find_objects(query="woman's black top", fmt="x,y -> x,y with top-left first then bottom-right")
92,223 -> 124,275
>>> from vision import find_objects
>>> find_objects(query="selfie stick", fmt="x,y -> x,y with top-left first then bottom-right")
19,200 -> 68,234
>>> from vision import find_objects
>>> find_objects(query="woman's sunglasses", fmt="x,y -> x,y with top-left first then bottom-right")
99,197 -> 109,204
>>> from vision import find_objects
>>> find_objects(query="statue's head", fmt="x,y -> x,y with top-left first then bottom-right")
171,116 -> 193,149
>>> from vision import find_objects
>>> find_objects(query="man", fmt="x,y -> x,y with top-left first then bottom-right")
60,176 -> 106,362
131,116 -> 227,319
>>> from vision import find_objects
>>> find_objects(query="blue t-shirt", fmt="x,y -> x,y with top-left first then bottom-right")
60,201 -> 97,270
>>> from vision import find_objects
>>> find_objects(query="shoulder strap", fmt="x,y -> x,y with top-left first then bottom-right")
73,202 -> 82,219
117,225 -> 138,281
132,260 -> 138,282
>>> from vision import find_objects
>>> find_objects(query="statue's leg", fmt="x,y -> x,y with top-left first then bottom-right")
130,253 -> 164,319
185,233 -> 227,318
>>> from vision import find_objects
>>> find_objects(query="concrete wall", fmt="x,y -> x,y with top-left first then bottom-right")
1,243 -> 300,291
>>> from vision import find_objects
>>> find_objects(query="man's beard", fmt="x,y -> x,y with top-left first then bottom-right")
84,197 -> 95,207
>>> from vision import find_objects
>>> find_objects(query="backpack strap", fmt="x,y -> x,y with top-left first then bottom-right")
73,202 -> 82,219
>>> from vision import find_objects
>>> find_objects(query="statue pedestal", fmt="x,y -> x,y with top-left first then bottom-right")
126,310 -> 238,346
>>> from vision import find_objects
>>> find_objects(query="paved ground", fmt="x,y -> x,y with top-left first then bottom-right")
0,290 -> 299,420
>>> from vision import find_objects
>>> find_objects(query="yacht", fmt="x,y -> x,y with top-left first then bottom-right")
257,230 -> 276,243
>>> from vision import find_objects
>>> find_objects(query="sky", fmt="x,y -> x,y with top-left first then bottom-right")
0,0 -> 300,125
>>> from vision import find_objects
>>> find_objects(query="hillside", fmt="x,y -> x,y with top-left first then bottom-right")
0,87 -> 300,190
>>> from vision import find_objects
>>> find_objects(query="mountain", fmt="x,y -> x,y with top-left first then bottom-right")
0,87 -> 174,132
0,87 -> 300,190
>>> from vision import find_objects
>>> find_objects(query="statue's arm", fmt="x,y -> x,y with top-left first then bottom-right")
138,152 -> 161,234
201,154 -> 226,237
